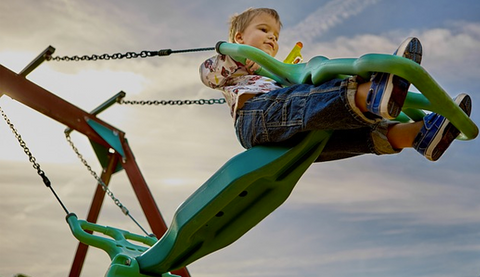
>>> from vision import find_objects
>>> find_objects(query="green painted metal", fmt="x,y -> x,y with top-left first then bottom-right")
217,42 -> 478,140
65,92 -> 128,175
66,213 -> 157,261
66,213 -> 179,277
87,119 -> 126,157
89,140 -> 124,173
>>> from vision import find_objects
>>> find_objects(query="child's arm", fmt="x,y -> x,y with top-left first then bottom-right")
200,54 -> 244,89
244,59 -> 261,74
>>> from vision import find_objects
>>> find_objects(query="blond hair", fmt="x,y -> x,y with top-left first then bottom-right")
228,8 -> 282,43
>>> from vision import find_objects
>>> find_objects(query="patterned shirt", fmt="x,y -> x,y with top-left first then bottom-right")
200,54 -> 282,119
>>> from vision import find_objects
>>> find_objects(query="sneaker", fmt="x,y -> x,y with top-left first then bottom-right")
366,37 -> 423,119
413,93 -> 472,161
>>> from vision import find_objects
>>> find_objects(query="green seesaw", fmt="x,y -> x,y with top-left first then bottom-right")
66,42 -> 478,277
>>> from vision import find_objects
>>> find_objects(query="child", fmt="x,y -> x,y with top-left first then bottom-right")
200,8 -> 471,162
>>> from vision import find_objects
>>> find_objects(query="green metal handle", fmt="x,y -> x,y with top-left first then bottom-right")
66,213 -> 181,277
216,42 -> 478,140
66,213 -> 157,260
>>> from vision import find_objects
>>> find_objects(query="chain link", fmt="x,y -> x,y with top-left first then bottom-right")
49,51 -> 159,62
64,132 -> 152,236
3,106 -> 49,175
48,47 -> 215,62
0,105 -> 70,214
64,132 -> 114,207
1,105 -> 46,176
118,98 -> 226,106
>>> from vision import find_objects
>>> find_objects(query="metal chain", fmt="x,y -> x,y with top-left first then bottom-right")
48,47 -> 215,62
65,132 -> 152,236
1,106 -> 43,174
0,105 -> 70,214
118,98 -> 226,106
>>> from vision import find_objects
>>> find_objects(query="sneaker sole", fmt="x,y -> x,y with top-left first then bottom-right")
395,37 -> 423,64
380,37 -> 423,119
426,94 -> 472,161
383,75 -> 409,118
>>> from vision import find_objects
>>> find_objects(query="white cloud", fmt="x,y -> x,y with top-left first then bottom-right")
281,0 -> 380,47
295,168 -> 480,225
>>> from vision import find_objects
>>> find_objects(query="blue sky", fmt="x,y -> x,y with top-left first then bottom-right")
1,1 -> 479,277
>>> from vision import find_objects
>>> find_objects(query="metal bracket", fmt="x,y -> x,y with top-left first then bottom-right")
19,45 -> 56,77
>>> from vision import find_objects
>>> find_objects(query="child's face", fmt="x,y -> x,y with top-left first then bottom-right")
234,13 -> 280,57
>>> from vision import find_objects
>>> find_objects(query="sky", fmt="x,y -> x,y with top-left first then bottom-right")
1,0 -> 480,277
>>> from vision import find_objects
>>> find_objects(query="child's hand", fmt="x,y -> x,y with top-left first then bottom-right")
245,59 -> 261,74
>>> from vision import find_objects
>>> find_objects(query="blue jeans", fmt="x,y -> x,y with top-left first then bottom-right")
235,77 -> 400,162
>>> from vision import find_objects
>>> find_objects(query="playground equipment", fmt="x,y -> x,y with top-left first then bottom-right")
0,41 -> 477,277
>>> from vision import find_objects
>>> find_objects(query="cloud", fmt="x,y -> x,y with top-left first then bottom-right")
284,151 -> 480,225
281,0 -> 380,46
419,21 -> 480,84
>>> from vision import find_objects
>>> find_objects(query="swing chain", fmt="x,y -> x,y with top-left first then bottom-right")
0,105 -> 71,214
0,106 -> 50,186
49,51 -> 159,62
48,47 -> 215,62
118,98 -> 226,106
65,132 -> 128,213
64,132 -> 152,236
